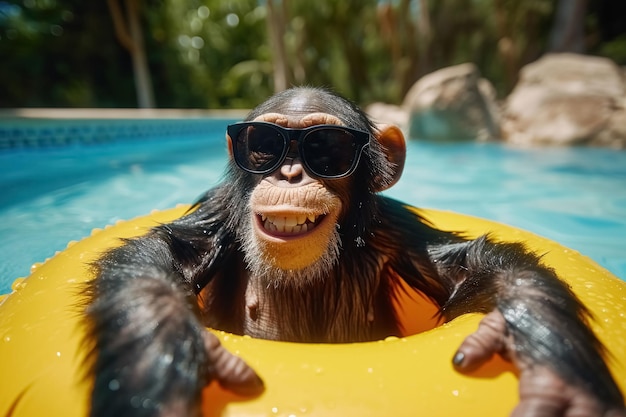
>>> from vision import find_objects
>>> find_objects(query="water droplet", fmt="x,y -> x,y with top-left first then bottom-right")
161,353 -> 173,365
130,396 -> 142,408
11,278 -> 26,291
108,379 -> 120,391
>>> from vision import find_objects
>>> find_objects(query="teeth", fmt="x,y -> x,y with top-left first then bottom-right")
260,213 -> 319,235
273,216 -> 286,229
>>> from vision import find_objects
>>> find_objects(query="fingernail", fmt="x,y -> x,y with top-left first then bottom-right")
246,375 -> 265,395
452,351 -> 465,367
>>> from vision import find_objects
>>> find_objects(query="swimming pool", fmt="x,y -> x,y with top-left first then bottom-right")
1,118 -> 625,294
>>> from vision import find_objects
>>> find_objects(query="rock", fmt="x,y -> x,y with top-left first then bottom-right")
501,53 -> 626,148
365,102 -> 409,129
402,63 -> 500,141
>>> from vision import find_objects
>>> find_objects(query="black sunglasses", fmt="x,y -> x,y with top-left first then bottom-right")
227,122 -> 370,179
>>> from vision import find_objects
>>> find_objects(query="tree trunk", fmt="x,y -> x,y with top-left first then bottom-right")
493,0 -> 519,91
107,0 -> 155,108
549,0 -> 588,53
266,0 -> 290,93
416,0 -> 432,79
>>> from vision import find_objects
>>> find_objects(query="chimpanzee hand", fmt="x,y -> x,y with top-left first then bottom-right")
203,332 -> 265,396
452,311 -> 626,417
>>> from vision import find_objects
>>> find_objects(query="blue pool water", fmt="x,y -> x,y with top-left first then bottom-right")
1,119 -> 625,294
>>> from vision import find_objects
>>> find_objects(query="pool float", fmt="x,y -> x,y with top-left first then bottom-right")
0,205 -> 625,417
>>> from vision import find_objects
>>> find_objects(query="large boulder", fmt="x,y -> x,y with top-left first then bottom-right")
402,63 -> 500,141
501,53 -> 626,148
365,102 -> 409,129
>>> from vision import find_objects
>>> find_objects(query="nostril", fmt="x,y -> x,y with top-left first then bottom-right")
280,158 -> 305,182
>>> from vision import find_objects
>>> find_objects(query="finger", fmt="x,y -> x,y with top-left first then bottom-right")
511,398 -> 566,417
605,409 -> 626,417
514,365 -> 613,417
204,332 -> 265,396
511,368 -> 568,417
452,310 -> 509,372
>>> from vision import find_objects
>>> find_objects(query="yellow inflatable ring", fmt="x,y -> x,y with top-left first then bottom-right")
1,206 -> 625,417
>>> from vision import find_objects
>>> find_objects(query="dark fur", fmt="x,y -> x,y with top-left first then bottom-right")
85,87 -> 624,416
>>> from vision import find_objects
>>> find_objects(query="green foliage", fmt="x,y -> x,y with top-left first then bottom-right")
145,0 -> 272,108
597,34 -> 626,63
285,0 -> 386,103
0,0 -> 135,107
0,0 -> 624,108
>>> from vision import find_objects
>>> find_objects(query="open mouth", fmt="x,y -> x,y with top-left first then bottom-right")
258,213 -> 324,236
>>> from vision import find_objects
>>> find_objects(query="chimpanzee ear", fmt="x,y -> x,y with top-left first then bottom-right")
226,134 -> 234,158
373,124 -> 406,192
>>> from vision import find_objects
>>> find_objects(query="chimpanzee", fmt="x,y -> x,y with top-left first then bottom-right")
85,87 -> 625,417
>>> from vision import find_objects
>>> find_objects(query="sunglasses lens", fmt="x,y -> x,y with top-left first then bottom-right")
233,124 -> 285,173
303,129 -> 360,177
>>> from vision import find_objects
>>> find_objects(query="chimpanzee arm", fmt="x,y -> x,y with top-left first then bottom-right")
84,195 -> 262,417
376,197 -> 625,414
429,238 -> 624,409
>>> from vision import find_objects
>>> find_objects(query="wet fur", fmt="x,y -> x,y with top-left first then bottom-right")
85,87 -> 624,416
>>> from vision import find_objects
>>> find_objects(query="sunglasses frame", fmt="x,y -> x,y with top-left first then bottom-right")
227,121 -> 371,179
